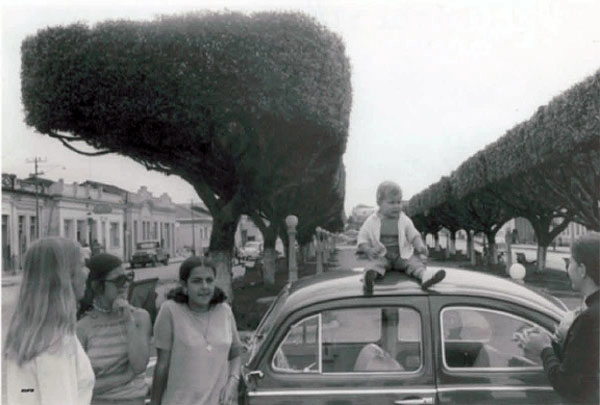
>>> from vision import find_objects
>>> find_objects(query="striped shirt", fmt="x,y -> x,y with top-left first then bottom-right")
77,309 -> 147,402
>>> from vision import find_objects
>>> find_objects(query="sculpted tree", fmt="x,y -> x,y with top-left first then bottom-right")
21,11 -> 352,298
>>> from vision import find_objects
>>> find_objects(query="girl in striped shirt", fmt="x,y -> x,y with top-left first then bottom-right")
77,253 -> 151,405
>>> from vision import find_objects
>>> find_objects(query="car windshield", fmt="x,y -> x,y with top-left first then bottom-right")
246,286 -> 289,365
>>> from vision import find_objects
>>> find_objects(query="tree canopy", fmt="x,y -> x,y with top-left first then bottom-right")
21,10 -> 352,246
21,10 -> 352,295
407,69 -> 600,268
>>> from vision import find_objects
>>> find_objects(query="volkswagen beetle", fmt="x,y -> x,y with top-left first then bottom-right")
239,266 -> 568,405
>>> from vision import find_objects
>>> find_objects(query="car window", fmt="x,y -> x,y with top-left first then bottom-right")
272,306 -> 422,374
441,307 -> 543,370
273,315 -> 319,373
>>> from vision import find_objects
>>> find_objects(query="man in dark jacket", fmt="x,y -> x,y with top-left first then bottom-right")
520,232 -> 599,404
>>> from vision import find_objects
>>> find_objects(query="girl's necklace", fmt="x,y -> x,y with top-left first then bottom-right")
191,307 -> 213,352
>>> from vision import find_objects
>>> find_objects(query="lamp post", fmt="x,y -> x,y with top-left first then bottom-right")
315,227 -> 324,274
286,215 -> 298,282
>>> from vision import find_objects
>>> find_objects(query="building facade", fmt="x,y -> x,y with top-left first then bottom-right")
175,203 -> 213,256
2,174 -> 49,271
2,174 -> 178,271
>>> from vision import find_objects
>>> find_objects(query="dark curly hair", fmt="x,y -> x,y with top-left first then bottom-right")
166,256 -> 226,307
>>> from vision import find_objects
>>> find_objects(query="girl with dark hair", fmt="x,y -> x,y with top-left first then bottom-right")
77,253 -> 151,405
151,256 -> 244,405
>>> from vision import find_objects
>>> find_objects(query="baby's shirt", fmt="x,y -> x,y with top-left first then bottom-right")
380,217 -> 400,259
358,212 -> 421,259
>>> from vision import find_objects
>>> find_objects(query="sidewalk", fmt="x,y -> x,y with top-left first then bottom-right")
329,245 -> 578,298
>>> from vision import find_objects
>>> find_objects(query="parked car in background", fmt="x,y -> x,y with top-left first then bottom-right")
237,267 -> 567,404
238,241 -> 263,261
130,241 -> 169,268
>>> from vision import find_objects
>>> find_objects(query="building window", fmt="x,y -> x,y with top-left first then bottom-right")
110,222 -> 120,248
164,223 -> 170,249
153,222 -> 158,240
30,216 -> 37,241
101,221 -> 107,249
133,221 -> 138,246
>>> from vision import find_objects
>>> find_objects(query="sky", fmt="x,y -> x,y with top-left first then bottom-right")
2,0 -> 600,215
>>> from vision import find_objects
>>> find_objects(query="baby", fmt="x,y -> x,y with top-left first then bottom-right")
357,181 -> 446,295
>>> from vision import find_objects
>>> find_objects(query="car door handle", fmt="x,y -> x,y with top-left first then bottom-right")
394,397 -> 434,405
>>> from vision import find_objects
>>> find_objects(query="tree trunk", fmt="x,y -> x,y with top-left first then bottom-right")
262,248 -> 277,285
527,214 -> 571,272
209,250 -> 233,303
486,233 -> 498,265
467,231 -> 475,263
505,235 -> 513,275
206,207 -> 238,302
449,231 -> 457,255
434,233 -> 441,252
537,245 -> 547,272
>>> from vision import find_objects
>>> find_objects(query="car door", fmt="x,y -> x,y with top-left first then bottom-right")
429,296 -> 565,404
244,296 -> 435,405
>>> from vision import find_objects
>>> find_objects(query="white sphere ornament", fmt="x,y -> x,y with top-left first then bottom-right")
509,263 -> 526,281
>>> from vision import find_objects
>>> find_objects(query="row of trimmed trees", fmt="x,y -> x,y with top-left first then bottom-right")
407,70 -> 600,271
21,11 -> 351,299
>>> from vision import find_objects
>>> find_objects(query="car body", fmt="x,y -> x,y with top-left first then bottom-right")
130,241 -> 169,268
238,241 -> 263,261
238,266 -> 568,405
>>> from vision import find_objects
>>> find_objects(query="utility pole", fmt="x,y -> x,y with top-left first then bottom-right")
26,157 -> 47,240
190,199 -> 196,256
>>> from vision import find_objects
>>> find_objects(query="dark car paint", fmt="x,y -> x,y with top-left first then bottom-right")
240,267 -> 567,405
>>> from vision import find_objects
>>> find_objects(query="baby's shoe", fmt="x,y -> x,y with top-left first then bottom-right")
421,269 -> 446,289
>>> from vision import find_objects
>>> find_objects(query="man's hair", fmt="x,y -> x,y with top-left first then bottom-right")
376,181 -> 402,205
572,231 -> 600,285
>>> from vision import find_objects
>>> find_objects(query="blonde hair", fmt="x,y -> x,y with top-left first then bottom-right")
4,237 -> 81,365
376,181 -> 402,204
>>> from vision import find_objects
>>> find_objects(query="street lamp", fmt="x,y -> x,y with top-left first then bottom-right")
285,215 -> 298,282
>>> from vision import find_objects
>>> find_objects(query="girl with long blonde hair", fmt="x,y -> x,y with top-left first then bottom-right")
4,236 -> 95,405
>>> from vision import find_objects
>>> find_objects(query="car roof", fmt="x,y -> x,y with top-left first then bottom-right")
281,266 -> 567,321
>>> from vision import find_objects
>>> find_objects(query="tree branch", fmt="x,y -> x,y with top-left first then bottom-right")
55,137 -> 113,156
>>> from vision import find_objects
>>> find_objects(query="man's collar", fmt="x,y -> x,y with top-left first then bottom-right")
585,289 -> 599,307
